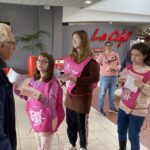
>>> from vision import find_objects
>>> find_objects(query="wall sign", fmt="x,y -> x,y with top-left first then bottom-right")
91,28 -> 133,47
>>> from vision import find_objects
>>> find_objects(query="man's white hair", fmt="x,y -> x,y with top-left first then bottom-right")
0,23 -> 11,43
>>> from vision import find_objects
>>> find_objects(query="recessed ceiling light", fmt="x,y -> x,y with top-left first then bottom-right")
85,0 -> 92,4
44,5 -> 50,10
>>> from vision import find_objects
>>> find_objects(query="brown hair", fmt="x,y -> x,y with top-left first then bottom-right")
70,30 -> 93,63
105,41 -> 113,46
131,42 -> 150,65
34,52 -> 54,82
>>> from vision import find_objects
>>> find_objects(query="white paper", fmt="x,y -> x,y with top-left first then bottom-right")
124,75 -> 138,92
120,69 -> 144,93
7,68 -> 26,84
115,88 -> 122,97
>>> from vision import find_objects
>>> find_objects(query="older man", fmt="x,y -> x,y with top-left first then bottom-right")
0,23 -> 17,150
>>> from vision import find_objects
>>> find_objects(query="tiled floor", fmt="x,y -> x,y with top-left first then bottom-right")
92,86 -> 150,150
14,87 -> 148,150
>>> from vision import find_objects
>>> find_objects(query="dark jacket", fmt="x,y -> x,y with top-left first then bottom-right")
120,51 -> 132,72
0,58 -> 7,70
0,69 -> 17,150
65,59 -> 100,114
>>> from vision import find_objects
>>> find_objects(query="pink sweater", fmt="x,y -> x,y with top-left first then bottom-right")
97,51 -> 121,76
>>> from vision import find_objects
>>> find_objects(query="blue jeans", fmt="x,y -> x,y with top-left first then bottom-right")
118,109 -> 145,150
98,76 -> 118,111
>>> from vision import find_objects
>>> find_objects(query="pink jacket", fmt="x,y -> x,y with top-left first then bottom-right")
96,51 -> 121,76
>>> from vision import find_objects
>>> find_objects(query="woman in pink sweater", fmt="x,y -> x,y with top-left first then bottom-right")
96,41 -> 121,115
118,42 -> 150,150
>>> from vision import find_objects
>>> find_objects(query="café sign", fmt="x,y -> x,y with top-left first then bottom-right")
91,28 -> 133,47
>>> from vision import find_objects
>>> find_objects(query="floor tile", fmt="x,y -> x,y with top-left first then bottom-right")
14,86 -> 148,150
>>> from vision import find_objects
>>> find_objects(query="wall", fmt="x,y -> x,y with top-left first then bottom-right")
0,3 -> 137,72
0,3 -> 62,73
62,23 -> 136,61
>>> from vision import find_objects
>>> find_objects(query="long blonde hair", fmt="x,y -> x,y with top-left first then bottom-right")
70,30 -> 93,63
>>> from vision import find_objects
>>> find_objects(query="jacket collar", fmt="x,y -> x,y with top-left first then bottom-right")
0,58 -> 7,70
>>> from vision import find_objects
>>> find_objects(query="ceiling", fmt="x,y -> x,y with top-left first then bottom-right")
0,0 -> 149,37
86,0 -> 150,37
0,0 -> 101,8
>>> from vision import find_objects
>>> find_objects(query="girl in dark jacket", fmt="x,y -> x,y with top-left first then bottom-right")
63,30 -> 99,150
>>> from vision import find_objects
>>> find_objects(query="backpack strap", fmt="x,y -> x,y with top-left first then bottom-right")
125,64 -> 132,70
143,70 -> 150,82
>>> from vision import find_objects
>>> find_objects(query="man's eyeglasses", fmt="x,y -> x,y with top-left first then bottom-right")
36,60 -> 49,64
5,41 -> 16,45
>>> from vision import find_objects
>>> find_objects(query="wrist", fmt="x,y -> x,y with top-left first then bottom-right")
75,77 -> 77,82
140,84 -> 144,89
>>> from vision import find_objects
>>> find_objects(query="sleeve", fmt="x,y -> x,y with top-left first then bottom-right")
141,80 -> 150,96
76,60 -> 100,86
0,81 -> 12,150
116,53 -> 121,70
14,88 -> 28,101
96,53 -> 103,65
39,81 -> 59,119
111,53 -> 121,71
13,78 -> 34,101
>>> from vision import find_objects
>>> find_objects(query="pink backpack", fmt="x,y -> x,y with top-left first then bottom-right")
26,79 -> 65,133
122,64 -> 150,109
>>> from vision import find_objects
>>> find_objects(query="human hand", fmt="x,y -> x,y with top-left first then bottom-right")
67,74 -> 77,83
13,83 -> 17,90
110,68 -> 116,71
20,86 -> 41,100
13,83 -> 19,91
38,93 -> 45,100
118,76 -> 126,86
52,117 -> 58,131
107,66 -> 115,72
134,80 -> 144,89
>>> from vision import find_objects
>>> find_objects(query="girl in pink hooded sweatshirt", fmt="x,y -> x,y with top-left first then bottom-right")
14,52 -> 64,150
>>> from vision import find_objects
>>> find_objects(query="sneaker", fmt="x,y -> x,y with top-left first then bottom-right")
108,108 -> 118,113
99,110 -> 106,116
64,144 -> 77,150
